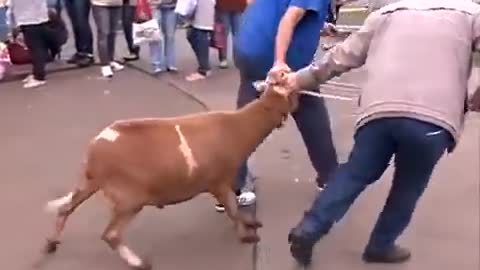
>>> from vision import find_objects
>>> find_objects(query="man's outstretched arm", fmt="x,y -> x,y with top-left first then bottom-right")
292,11 -> 383,91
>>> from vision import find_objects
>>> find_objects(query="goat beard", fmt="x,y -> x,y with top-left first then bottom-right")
276,93 -> 299,128
276,113 -> 288,128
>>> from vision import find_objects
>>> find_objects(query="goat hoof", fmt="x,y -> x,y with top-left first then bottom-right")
130,259 -> 152,270
44,239 -> 60,254
245,220 -> 263,229
240,234 -> 260,243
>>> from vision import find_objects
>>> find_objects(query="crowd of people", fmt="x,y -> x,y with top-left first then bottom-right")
0,0 -> 259,87
2,0 -> 480,267
0,0 -> 352,87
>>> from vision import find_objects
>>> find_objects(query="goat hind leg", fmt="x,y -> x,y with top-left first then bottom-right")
44,182 -> 99,254
102,207 -> 150,270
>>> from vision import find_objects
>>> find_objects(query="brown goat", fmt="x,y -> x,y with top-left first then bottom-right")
43,83 -> 297,270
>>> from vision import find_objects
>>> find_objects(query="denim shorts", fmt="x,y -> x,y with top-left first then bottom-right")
0,7 -> 8,42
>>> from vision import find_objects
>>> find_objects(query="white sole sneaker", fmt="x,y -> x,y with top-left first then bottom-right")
237,191 -> 256,207
23,74 -> 34,83
215,191 -> 257,213
23,78 -> 46,89
110,61 -> 125,72
102,66 -> 114,78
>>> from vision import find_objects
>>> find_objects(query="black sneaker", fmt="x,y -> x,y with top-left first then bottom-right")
76,55 -> 94,67
66,53 -> 81,64
288,228 -> 316,267
315,175 -> 328,191
317,182 -> 327,191
123,52 -> 140,62
363,245 -> 411,264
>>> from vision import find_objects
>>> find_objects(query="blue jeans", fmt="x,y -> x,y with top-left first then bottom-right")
64,0 -> 94,55
0,7 -> 7,42
234,50 -> 339,192
216,10 -> 242,62
187,27 -> 211,75
149,7 -> 177,69
92,5 -> 122,65
296,117 -> 453,251
47,0 -> 62,10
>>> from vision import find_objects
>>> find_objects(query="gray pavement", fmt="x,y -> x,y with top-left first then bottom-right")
0,68 -> 254,270
0,22 -> 479,270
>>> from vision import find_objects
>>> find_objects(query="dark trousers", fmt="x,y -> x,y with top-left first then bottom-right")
21,23 -> 58,81
122,2 -> 139,54
326,3 -> 342,24
64,0 -> 94,55
233,50 -> 339,192
187,27 -> 211,75
297,118 -> 453,251
92,5 -> 122,66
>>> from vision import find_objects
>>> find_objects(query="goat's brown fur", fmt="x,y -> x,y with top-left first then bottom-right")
44,84 -> 297,270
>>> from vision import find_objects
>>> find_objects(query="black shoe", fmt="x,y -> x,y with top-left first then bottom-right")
123,52 -> 140,62
317,182 -> 327,191
288,228 -> 316,267
315,175 -> 328,191
66,53 -> 81,64
363,245 -> 411,264
76,55 -> 94,67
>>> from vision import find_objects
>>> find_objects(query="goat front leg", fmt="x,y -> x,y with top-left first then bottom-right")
102,207 -> 150,270
213,186 -> 262,243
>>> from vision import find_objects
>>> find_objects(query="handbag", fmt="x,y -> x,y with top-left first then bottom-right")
132,0 -> 161,45
210,21 -> 226,49
7,34 -> 31,65
132,19 -> 162,45
175,0 -> 198,18
135,0 -> 153,23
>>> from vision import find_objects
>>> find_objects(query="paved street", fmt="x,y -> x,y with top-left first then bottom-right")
0,68 -> 253,270
0,24 -> 479,270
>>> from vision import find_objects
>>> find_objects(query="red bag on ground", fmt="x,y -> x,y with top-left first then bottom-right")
210,21 -> 227,49
7,36 -> 32,65
135,0 -> 153,23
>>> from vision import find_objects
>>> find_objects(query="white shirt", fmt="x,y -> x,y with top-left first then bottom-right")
10,0 -> 49,26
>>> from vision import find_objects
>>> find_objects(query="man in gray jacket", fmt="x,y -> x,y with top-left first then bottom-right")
279,0 -> 480,266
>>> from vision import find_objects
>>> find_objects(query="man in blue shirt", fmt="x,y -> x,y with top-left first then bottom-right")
218,0 -> 339,210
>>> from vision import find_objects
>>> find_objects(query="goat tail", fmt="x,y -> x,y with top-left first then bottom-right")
45,168 -> 99,215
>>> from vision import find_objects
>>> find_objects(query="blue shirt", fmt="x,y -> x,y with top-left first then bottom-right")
234,0 -> 330,76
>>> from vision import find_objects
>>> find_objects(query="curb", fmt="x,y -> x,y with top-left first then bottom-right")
124,62 -> 212,112
0,64 -> 81,84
